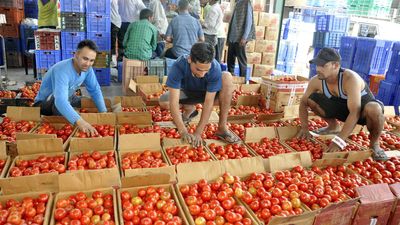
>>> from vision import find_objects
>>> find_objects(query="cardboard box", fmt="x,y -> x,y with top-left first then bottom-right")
255,26 -> 266,40
228,95 -> 260,122
262,53 -> 276,66
247,52 -> 262,64
0,141 -> 11,178
79,97 -> 112,113
232,76 -> 246,84
352,184 -> 396,225
122,58 -> 147,95
253,64 -> 274,77
128,75 -> 159,93
246,40 -> 256,53
255,40 -> 277,53
389,183 -> 400,225
265,27 -> 279,41
116,111 -> 153,127
204,139 -> 257,160
253,0 -> 266,11
254,11 -> 259,25
30,122 -> 77,151
258,12 -> 279,27
113,96 -> 145,112
134,83 -> 164,106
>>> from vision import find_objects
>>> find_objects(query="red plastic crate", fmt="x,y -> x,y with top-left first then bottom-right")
34,30 -> 61,50
0,7 -> 24,24
0,0 -> 23,9
0,23 -> 19,38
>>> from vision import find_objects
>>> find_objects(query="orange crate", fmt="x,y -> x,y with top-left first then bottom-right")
0,7 -> 24,24
34,30 -> 61,50
0,23 -> 19,38
369,74 -> 385,95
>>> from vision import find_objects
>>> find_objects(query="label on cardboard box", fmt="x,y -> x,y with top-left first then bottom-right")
255,26 -> 265,40
255,40 -> 277,53
245,41 -> 255,53
253,64 -> 274,77
265,27 -> 279,40
262,53 -> 276,65
247,52 -> 262,64
258,12 -> 279,27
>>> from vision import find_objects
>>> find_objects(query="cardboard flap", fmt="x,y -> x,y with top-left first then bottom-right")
116,112 -> 152,125
276,126 -> 301,140
390,183 -> 400,197
283,105 -> 299,118
17,133 -> 57,140
177,161 -> 223,184
356,183 -> 395,203
240,84 -> 261,93
136,75 -> 159,83
268,210 -> 317,225
256,113 -> 284,122
114,96 -> 145,107
119,133 -> 161,151
80,113 -> 116,125
318,197 -> 359,215
236,95 -> 259,106
232,76 -> 245,84
269,152 -> 313,172
322,152 -> 349,159
81,97 -> 111,108
0,141 -> 6,158
70,137 -> 114,152
41,116 -> 70,124
346,151 -> 372,163
222,157 -> 265,177
139,83 -> 163,94
205,139 -> 227,147
384,106 -> 396,116
129,79 -> 138,93
59,169 -> 121,192
7,106 -> 41,121
163,138 -> 189,148
122,166 -> 176,187
17,138 -> 64,155
190,111 -> 220,124
0,172 -> 59,194
244,127 -> 277,143
227,114 -> 255,122
312,158 -> 346,168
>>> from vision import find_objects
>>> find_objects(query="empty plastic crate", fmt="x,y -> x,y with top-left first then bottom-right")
352,38 -> 393,75
61,12 -> 86,32
4,38 -> 21,52
61,49 -> 76,60
87,32 -> 110,51
0,0 -> 23,9
20,24 -> 37,53
315,15 -> 349,32
0,7 -> 24,24
313,32 -> 345,48
35,50 -> 62,74
24,0 -> 38,18
34,30 -> 61,50
94,68 -> 111,86
6,51 -> 22,67
61,31 -> 86,50
86,0 -> 111,15
386,42 -> 400,76
377,80 -> 396,105
86,14 -> 111,33
60,0 -> 85,13
339,36 -> 357,69
0,23 -> 19,38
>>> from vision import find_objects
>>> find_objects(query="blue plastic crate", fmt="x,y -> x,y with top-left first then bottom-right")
233,64 -> 251,81
165,58 -> 176,75
313,32 -> 345,48
392,85 -> 400,106
24,0 -> 38,18
61,32 -> 86,51
93,68 -> 111,86
86,14 -> 111,33
86,0 -> 111,15
376,80 -> 396,105
20,24 -> 37,53
386,42 -> 400,76
61,49 -> 76,60
315,15 -> 349,32
60,0 -> 85,13
220,63 -> 227,71
4,38 -> 21,52
35,50 -> 62,72
339,36 -> 357,69
352,38 -> 393,75
118,62 -> 123,82
87,32 -> 111,51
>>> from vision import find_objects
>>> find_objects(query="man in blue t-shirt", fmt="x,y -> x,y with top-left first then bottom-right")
34,40 -> 107,136
160,42 -> 239,146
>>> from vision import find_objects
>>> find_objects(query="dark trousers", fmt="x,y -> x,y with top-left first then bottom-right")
227,42 -> 247,77
215,38 -> 225,63
155,42 -> 165,57
34,95 -> 81,116
111,23 -> 121,58
165,48 -> 178,59
117,22 -> 130,61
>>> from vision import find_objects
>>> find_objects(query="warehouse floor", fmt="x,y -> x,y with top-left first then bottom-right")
3,67 -> 123,98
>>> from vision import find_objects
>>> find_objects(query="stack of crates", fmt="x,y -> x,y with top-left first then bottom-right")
24,0 -> 37,18
377,42 -> 400,106
34,29 -> 61,76
0,0 -> 25,67
347,0 -> 393,19
60,0 -> 86,60
87,0 -> 111,86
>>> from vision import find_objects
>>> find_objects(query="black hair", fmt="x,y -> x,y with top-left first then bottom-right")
190,42 -> 215,63
140,8 -> 153,20
178,0 -> 189,10
77,39 -> 98,52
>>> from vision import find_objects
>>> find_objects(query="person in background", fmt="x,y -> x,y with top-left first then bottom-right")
159,42 -> 239,146
148,0 -> 169,57
215,16 -> 226,63
123,9 -> 158,60
226,0 -> 255,77
38,0 -> 58,29
118,0 -> 146,61
199,0 -> 210,20
165,0 -> 204,59
111,0 -> 122,67
34,40 -> 107,136
201,0 -> 223,55
188,0 -> 201,19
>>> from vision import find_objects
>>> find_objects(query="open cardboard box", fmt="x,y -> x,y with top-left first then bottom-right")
227,95 -> 260,122
128,75 -> 159,93
0,138 -> 65,194
113,96 -> 146,112
29,121 -> 78,151
52,170 -> 121,225
118,133 -> 170,175
203,139 -> 257,160
388,183 -> 400,225
129,77 -> 164,106
0,141 -> 11,178
78,97 -> 112,113
175,159 -> 260,225
232,84 -> 261,106
188,110 -> 220,124
116,111 -> 154,137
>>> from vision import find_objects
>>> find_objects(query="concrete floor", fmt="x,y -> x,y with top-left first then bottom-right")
3,67 -> 123,99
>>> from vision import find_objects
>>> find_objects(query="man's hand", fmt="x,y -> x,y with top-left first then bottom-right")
240,38 -> 247,46
76,118 -> 98,137
180,130 -> 193,144
191,131 -> 202,147
296,129 -> 312,139
326,142 -> 341,152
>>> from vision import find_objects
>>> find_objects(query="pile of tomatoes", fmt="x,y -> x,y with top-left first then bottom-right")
208,143 -> 252,160
247,137 -> 291,158
35,123 -> 74,143
0,117 -> 36,142
9,155 -> 66,177
121,151 -> 167,170
165,146 -> 212,165
76,125 -> 115,138
68,151 -> 117,170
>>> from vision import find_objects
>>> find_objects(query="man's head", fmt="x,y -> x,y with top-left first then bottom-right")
188,42 -> 215,78
309,48 -> 341,80
74,40 -> 98,72
140,8 -> 154,21
178,0 -> 189,11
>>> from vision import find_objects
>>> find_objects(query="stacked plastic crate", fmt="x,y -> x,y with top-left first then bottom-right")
86,0 -> 111,86
0,0 -> 25,67
34,29 -> 61,77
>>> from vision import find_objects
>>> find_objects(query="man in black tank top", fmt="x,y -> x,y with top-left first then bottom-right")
297,48 -> 387,161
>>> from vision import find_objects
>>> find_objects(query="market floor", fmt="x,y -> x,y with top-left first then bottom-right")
3,67 -> 123,99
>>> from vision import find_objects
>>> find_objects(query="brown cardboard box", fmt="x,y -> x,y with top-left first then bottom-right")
30,122 -> 77,151
232,76 -> 246,84
262,53 -> 276,65
122,58 -> 147,95
79,97 -> 112,112
113,96 -> 146,112
255,26 -> 266,40
133,82 -> 164,106
0,141 -> 11,178
352,184 -> 395,225
247,52 -> 262,64
246,40 -> 256,53
255,40 -> 277,53
128,75 -> 159,93
258,12 -> 280,27
253,64 -> 274,77
204,139 -> 257,160
252,0 -> 266,11
265,27 -> 279,41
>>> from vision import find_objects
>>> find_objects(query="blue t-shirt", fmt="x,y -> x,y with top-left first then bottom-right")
166,55 -> 222,92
